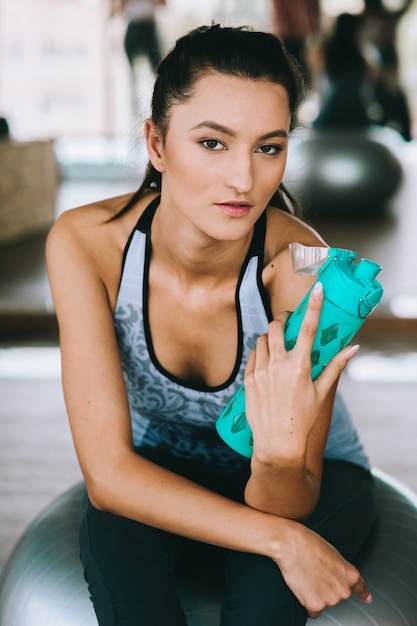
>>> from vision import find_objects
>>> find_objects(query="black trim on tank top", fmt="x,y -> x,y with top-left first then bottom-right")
115,196 -> 161,298
249,211 -> 273,324
137,195 -> 160,233
118,195 -> 271,326
138,197 -> 270,392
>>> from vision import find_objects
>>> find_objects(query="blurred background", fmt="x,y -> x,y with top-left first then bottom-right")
1,0 -> 417,572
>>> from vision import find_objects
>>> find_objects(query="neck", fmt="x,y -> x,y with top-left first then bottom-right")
150,201 -> 254,285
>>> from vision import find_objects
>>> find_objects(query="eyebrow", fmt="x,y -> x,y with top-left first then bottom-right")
190,121 -> 288,140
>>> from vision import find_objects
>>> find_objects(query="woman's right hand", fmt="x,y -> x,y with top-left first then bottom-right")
271,519 -> 372,619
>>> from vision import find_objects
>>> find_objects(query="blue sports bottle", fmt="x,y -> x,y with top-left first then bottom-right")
216,245 -> 383,458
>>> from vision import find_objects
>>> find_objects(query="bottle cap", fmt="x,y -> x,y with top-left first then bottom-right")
319,248 -> 383,318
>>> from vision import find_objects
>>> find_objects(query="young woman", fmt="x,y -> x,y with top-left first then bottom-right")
46,24 -> 376,626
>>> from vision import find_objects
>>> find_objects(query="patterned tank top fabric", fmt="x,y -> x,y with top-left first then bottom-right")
114,196 -> 370,472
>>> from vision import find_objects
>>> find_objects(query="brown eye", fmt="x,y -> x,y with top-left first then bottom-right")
257,144 -> 280,154
201,139 -> 223,150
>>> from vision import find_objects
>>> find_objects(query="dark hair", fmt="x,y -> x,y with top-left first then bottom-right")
116,24 -> 305,218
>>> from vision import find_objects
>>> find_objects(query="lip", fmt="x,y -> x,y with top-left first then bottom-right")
215,201 -> 253,217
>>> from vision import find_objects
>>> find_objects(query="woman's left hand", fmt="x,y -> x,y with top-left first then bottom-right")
243,282 -> 359,518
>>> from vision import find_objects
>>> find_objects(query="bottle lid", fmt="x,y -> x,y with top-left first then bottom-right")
319,248 -> 383,318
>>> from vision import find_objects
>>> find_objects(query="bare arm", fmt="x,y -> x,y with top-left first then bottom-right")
244,284 -> 358,519
46,210 -> 369,618
45,210 -> 286,551
243,215 -> 357,520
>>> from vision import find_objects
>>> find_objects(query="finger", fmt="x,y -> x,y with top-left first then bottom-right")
316,344 -> 360,390
353,576 -> 372,604
272,310 -> 291,327
255,332 -> 270,362
244,348 -> 256,376
244,334 -> 269,381
267,313 -> 290,354
295,282 -> 324,350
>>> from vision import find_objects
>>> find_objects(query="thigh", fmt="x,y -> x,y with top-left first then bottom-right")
221,551 -> 307,626
80,502 -> 187,626
307,460 -> 376,560
219,461 -> 375,626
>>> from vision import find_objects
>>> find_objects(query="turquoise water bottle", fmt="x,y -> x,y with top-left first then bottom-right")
216,247 -> 383,458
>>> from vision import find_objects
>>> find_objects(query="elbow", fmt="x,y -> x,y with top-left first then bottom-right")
80,447 -> 137,512
82,449 -> 140,513
295,500 -> 318,522
83,470 -> 121,512
254,499 -> 318,522
278,499 -> 319,522
85,477 -> 109,511
292,478 -> 321,521
292,487 -> 322,521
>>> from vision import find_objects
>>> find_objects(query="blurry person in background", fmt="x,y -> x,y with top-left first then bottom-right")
311,4 -> 412,140
312,12 -> 379,131
110,0 -> 165,112
271,0 -> 320,86
362,0 -> 412,140
0,117 -> 10,139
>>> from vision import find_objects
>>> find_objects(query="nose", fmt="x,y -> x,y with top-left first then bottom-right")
224,149 -> 254,194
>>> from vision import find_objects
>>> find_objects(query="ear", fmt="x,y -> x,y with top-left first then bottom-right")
144,119 -> 165,173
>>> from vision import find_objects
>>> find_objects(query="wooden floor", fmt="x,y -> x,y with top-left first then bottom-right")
1,138 -> 417,576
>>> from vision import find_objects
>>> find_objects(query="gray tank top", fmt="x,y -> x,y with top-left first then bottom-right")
114,197 -> 370,471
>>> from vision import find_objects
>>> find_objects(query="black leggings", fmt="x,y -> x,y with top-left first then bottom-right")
80,458 -> 376,626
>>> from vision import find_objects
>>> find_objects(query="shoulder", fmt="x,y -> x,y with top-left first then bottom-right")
46,191 -> 156,309
47,193 -> 133,250
47,191 -> 154,270
262,206 -> 328,315
264,205 -> 327,262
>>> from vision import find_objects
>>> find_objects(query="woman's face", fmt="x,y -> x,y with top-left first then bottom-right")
148,71 -> 292,242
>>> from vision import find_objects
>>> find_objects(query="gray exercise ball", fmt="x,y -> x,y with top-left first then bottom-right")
284,127 -> 403,218
1,469 -> 417,625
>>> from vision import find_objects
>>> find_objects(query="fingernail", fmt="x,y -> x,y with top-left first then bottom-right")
312,282 -> 323,298
346,344 -> 360,358
365,593 -> 373,604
